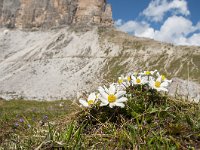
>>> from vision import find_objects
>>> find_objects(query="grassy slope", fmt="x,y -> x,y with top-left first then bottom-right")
0,27 -> 200,149
0,99 -> 80,149
0,93 -> 200,149
98,28 -> 200,83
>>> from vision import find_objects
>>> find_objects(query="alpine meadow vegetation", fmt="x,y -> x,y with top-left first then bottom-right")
0,70 -> 200,149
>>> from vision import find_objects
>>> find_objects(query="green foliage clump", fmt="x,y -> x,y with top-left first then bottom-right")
0,86 -> 200,149
73,84 -> 200,149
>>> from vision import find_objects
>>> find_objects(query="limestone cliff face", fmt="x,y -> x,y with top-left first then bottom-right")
73,0 -> 113,26
0,0 -> 113,29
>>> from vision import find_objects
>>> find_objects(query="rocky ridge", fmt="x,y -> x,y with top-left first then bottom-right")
0,0 -> 113,29
0,0 -> 199,102
0,27 -> 199,102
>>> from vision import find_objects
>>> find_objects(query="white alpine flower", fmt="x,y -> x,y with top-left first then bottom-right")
141,70 -> 157,76
118,75 -> 131,88
98,84 -> 127,108
133,71 -> 139,76
118,75 -> 125,85
79,92 -> 97,107
156,72 -> 172,85
149,77 -> 169,92
126,75 -> 132,83
131,75 -> 148,85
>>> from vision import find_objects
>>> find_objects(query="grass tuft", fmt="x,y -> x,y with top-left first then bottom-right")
0,88 -> 200,149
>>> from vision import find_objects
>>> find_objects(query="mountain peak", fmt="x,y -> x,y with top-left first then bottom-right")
0,0 -> 113,29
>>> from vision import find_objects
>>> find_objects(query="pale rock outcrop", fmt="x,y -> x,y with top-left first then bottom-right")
0,0 -> 77,29
73,0 -> 113,26
0,0 -> 199,102
0,0 -> 113,29
0,28 -> 199,102
169,78 -> 200,103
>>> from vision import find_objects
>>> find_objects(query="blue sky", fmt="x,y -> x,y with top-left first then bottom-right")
107,0 -> 200,46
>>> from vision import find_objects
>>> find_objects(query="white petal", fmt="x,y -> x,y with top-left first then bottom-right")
115,91 -> 126,98
115,102 -> 125,108
88,92 -> 96,101
98,86 -> 104,92
116,84 -> 125,90
131,75 -> 136,79
100,102 -> 108,107
98,86 -> 108,99
109,103 -> 115,108
109,84 -> 116,94
166,79 -> 172,83
131,78 -> 137,85
156,77 -> 162,82
149,76 -> 155,81
103,85 -> 109,94
117,97 -> 128,103
151,70 -> 157,75
156,72 -> 161,77
141,77 -> 148,84
140,72 -> 145,75
96,93 -> 100,99
79,99 -> 89,107
99,96 -> 108,104
159,87 -> 168,92
161,81 -> 168,87
149,80 -> 154,88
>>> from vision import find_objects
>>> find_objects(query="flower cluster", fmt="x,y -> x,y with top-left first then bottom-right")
79,70 -> 172,109
13,117 -> 31,129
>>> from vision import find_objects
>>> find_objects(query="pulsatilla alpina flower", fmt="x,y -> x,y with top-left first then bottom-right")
98,84 -> 127,108
118,75 -> 125,85
118,75 -> 131,88
156,72 -> 172,85
131,75 -> 147,85
149,77 -> 169,92
141,70 -> 157,76
79,93 -> 97,107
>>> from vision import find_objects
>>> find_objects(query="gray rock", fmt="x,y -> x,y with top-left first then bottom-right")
0,28 -> 199,102
169,78 -> 200,103
0,0 -> 199,102
0,0 -> 113,29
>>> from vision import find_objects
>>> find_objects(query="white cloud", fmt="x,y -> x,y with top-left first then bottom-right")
177,33 -> 200,46
115,16 -> 200,46
187,34 -> 200,46
114,0 -> 200,46
142,0 -> 190,22
154,16 -> 197,43
116,20 -> 155,39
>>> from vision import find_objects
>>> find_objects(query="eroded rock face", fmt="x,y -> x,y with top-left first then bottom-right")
0,0 -> 113,29
73,0 -> 113,26
0,28 -> 199,102
169,78 -> 200,103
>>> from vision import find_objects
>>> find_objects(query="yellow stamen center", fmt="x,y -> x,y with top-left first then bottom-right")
161,75 -> 166,81
118,79 -> 123,84
127,76 -> 131,81
108,94 -> 117,103
88,100 -> 94,105
136,78 -> 141,84
145,71 -> 151,75
155,81 -> 161,88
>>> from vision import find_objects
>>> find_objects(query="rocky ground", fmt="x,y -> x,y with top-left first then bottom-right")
0,27 -> 199,102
